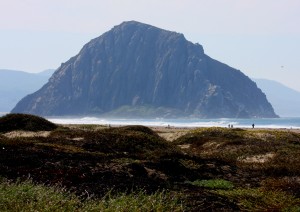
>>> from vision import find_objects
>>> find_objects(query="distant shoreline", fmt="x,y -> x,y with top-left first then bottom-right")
48,116 -> 300,129
2,113 -> 300,129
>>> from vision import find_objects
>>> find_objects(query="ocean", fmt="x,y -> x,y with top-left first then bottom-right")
1,112 -> 300,129
46,117 -> 300,129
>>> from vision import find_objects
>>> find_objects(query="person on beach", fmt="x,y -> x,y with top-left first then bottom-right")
252,123 -> 255,128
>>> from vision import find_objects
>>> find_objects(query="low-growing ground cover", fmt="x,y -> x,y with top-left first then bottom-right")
1,115 -> 300,210
0,113 -> 57,133
174,127 -> 300,178
0,178 -> 184,212
174,127 -> 300,210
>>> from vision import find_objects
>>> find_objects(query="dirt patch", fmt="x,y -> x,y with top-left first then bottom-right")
4,131 -> 51,138
202,141 -> 223,149
239,152 -> 275,163
71,137 -> 84,141
178,144 -> 191,149
155,128 -> 190,141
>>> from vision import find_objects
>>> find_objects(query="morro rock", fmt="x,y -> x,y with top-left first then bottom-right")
12,21 -> 278,118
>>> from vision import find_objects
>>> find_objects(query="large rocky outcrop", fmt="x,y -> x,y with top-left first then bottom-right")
12,21 -> 278,118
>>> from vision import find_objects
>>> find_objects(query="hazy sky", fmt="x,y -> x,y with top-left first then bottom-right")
1,0 -> 300,91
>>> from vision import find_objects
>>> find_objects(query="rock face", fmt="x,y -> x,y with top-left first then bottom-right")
12,21 -> 278,118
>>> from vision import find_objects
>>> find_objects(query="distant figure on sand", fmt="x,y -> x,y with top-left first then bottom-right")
252,123 -> 255,128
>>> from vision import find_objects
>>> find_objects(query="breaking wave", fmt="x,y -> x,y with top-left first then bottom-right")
47,117 -> 300,129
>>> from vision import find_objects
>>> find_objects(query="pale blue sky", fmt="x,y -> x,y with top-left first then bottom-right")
1,0 -> 300,91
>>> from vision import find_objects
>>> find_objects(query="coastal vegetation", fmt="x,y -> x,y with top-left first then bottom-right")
0,113 -> 57,133
0,178 -> 183,212
1,114 -> 300,210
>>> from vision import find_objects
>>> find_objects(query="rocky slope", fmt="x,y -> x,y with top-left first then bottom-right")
12,21 -> 277,118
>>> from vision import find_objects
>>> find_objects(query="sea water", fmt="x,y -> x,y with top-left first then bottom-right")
1,112 -> 300,129
47,117 -> 300,129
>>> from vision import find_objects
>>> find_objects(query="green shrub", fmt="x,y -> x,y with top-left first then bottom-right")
82,126 -> 181,159
0,113 -> 57,133
186,179 -> 234,190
